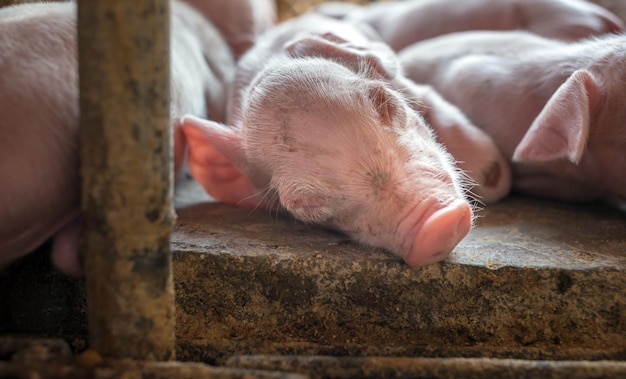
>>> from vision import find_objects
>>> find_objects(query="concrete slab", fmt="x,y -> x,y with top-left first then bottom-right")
170,193 -> 625,363
226,355 -> 626,379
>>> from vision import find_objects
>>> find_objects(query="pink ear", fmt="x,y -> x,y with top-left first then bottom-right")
285,34 -> 397,80
181,115 -> 259,207
172,118 -> 187,174
513,70 -> 599,165
368,84 -> 396,125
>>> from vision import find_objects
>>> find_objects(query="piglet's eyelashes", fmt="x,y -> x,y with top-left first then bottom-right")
284,34 -> 397,80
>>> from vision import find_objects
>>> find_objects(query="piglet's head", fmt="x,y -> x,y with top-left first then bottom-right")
513,69 -> 626,208
183,39 -> 473,267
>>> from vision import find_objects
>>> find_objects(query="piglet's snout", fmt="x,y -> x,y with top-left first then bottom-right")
398,199 -> 472,267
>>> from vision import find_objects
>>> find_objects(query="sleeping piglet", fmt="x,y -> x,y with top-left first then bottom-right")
0,1 -> 234,275
399,31 -> 626,209
181,13 -> 513,267
316,0 -> 625,51
181,0 -> 277,59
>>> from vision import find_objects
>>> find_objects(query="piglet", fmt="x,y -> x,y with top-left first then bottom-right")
181,0 -> 277,59
170,0 -> 234,172
399,31 -> 626,209
181,13 -> 514,267
0,1 -> 234,275
316,0 -> 624,51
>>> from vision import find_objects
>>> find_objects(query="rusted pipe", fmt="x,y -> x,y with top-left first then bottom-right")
0,0 -> 33,7
78,0 -> 175,361
0,0 -> 68,7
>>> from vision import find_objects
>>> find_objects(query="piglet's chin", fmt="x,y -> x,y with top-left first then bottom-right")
399,199 -> 472,267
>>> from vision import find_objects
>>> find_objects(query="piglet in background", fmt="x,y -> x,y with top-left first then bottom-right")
399,31 -> 626,209
0,1 -> 235,275
181,0 -> 277,59
171,1 -> 234,173
316,0 -> 625,50
0,3 -> 79,275
181,13 -> 516,267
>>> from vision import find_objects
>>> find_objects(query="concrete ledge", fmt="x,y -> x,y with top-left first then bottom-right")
172,197 -> 625,356
225,355 -> 626,379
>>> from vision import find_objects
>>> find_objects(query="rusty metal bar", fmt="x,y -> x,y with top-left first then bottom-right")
77,0 -> 175,361
0,0 -> 20,6
0,0 -> 67,7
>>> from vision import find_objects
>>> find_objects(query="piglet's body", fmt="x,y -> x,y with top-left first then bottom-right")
181,14 -> 517,267
0,1 -> 234,275
181,0 -> 277,59
0,3 -> 78,273
316,0 -> 624,51
400,31 -> 626,208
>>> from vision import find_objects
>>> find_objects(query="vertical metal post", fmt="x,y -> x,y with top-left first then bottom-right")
78,0 -> 175,361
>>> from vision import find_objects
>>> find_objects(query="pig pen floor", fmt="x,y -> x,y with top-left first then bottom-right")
1,179 -> 625,378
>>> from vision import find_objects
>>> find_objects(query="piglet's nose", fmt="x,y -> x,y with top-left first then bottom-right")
403,200 -> 472,267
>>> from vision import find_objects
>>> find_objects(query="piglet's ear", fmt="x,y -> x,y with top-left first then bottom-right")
369,84 -> 396,125
285,33 -> 397,80
513,70 -> 599,165
182,115 -> 259,207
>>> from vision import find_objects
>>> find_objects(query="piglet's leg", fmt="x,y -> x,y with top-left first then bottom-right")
51,218 -> 82,277
396,78 -> 512,203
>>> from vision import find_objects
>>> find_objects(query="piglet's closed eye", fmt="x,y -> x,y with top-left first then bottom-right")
181,115 -> 259,207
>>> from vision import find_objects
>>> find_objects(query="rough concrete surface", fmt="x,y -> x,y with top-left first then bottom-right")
172,194 -> 625,360
0,336 -> 306,379
227,355 -> 626,379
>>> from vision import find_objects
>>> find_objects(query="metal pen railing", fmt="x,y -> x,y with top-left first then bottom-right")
77,0 -> 175,361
